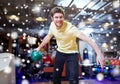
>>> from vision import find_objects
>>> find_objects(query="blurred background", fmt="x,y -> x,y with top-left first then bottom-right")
0,0 -> 120,84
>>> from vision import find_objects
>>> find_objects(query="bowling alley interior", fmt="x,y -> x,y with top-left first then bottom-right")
0,0 -> 120,84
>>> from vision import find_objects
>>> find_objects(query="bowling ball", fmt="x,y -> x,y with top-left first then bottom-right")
116,60 -> 120,65
30,50 -> 42,61
110,59 -> 115,66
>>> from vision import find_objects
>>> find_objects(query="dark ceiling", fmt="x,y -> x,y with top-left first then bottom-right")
0,0 -> 120,36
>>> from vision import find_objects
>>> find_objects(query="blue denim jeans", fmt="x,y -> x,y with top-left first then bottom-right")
53,51 -> 79,84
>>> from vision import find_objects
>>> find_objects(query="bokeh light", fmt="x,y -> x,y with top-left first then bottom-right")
11,32 -> 18,39
96,73 -> 104,81
21,79 -> 29,84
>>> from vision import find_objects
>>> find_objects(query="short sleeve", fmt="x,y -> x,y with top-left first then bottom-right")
72,26 -> 80,37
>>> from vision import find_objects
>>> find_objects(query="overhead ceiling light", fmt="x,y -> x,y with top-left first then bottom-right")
8,15 -> 19,21
86,1 -> 96,9
35,17 -> 47,22
85,18 -> 94,24
91,1 -> 106,10
54,0 -> 72,7
102,22 -> 110,29
71,0 -> 91,8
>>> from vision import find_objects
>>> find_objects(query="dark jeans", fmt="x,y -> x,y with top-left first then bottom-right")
53,51 -> 79,84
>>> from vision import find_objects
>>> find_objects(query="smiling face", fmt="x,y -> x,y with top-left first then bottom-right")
50,7 -> 65,29
51,13 -> 64,28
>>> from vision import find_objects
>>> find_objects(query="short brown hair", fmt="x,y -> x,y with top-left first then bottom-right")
50,6 -> 65,17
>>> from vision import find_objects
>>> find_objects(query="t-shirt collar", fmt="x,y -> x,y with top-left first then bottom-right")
54,21 -> 67,32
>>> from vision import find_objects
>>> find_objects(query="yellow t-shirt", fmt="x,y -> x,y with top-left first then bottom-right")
48,21 -> 80,53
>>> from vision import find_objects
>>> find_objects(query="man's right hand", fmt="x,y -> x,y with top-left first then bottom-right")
34,47 -> 40,51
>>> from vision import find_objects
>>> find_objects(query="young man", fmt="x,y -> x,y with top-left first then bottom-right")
35,6 -> 105,84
